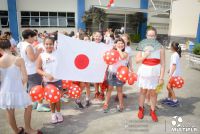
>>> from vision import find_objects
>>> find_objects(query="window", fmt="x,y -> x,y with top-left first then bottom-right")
21,11 -> 75,28
40,12 -> 48,26
0,10 -> 9,28
67,12 -> 75,27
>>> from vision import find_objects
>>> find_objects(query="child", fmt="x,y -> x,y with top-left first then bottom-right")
74,35 -> 91,108
93,31 -> 106,101
162,42 -> 181,107
103,38 -> 128,113
136,27 -> 165,122
19,29 -> 50,112
81,35 -> 92,107
36,37 -> 63,124
113,34 -> 134,101
0,37 -> 42,134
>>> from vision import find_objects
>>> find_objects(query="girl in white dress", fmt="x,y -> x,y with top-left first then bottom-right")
0,37 -> 41,134
136,27 -> 165,122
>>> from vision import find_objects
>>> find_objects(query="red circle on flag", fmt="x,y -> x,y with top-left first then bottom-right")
74,54 -> 89,70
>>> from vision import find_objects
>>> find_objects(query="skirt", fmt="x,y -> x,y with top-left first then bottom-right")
137,64 -> 160,90
0,90 -> 32,109
107,72 -> 125,87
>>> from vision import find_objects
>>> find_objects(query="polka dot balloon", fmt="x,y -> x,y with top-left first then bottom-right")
170,76 -> 184,89
103,49 -> 120,65
29,85 -> 44,102
44,84 -> 61,103
68,84 -> 82,99
116,66 -> 129,82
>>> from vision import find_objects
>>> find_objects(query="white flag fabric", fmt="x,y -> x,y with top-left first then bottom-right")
53,34 -> 112,83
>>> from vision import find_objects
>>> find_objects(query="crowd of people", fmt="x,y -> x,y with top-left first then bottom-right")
0,27 -> 182,134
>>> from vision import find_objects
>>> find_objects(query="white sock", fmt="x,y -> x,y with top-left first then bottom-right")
173,99 -> 177,102
86,97 -> 89,101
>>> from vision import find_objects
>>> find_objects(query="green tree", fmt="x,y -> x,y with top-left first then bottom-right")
82,7 -> 106,32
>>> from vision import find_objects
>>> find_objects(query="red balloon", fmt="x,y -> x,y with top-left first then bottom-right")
44,84 -> 61,103
62,80 -> 72,89
68,84 -> 82,99
128,72 -> 138,85
116,66 -> 129,82
103,50 -> 120,65
169,76 -> 184,89
29,85 -> 44,102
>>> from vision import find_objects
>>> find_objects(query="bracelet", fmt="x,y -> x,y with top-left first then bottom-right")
159,78 -> 164,80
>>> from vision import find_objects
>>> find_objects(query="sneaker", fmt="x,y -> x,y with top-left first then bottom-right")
85,100 -> 91,107
98,93 -> 105,101
150,109 -> 158,122
167,100 -> 179,107
32,102 -> 38,110
103,104 -> 109,113
117,105 -> 124,112
75,100 -> 84,109
138,106 -> 144,119
161,98 -> 173,104
56,112 -> 64,123
51,114 -> 58,124
37,106 -> 51,112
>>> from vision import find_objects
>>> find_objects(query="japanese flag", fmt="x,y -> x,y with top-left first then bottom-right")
53,34 -> 112,83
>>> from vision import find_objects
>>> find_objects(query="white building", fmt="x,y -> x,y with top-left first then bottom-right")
0,0 -> 200,43
0,0 -> 157,41
168,0 -> 200,43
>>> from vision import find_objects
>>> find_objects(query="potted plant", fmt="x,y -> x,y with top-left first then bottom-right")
189,43 -> 200,69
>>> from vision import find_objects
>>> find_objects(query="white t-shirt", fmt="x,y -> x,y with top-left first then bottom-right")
41,52 -> 58,82
125,46 -> 133,57
105,37 -> 114,46
108,59 -> 127,73
19,41 -> 36,75
37,43 -> 45,52
125,46 -> 133,65
10,38 -> 17,46
170,52 -> 181,76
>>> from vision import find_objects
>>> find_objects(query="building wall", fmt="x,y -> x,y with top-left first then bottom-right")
0,0 -> 77,34
147,0 -> 171,35
17,0 -> 77,12
169,0 -> 200,38
85,0 -> 140,11
0,0 -> 7,10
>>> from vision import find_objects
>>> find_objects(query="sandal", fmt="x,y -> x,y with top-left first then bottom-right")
18,127 -> 24,134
